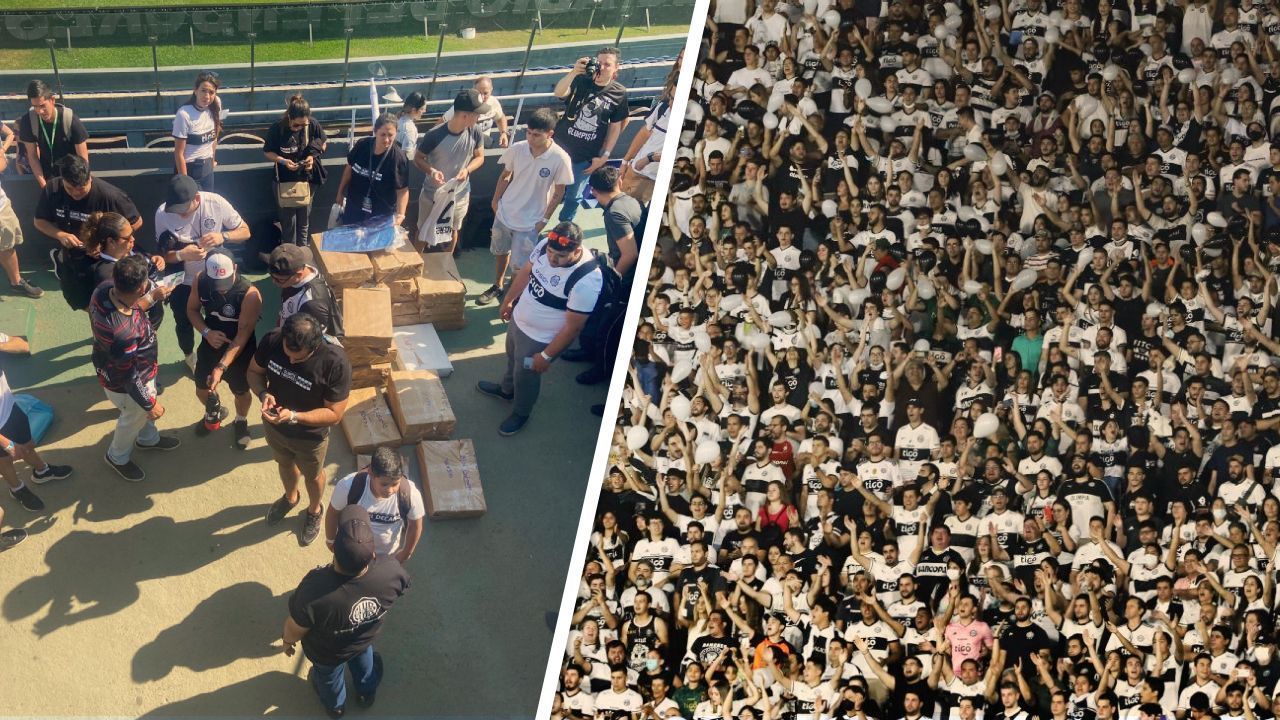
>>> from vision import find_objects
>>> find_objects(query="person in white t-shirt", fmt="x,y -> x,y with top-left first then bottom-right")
438,76 -> 509,146
325,447 -> 425,563
481,108 -> 574,306
154,174 -> 250,373
477,222 -> 603,436
595,665 -> 645,719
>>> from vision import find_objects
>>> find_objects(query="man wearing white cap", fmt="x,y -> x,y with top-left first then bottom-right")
186,249 -> 262,449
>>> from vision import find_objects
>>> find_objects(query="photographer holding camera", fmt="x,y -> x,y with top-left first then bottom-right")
552,46 -> 629,224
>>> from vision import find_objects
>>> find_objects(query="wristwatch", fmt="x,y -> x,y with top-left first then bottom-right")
287,410 -> 299,425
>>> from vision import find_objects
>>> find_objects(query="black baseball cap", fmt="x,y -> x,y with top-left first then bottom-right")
268,244 -> 309,277
333,505 -> 376,573
164,174 -> 200,215
453,88 -> 489,114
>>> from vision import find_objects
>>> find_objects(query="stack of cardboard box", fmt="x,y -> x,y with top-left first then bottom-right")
388,253 -> 467,330
340,286 -> 396,389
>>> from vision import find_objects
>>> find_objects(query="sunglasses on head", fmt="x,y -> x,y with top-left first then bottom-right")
547,231 -> 576,249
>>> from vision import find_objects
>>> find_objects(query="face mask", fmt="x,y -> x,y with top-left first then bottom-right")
1213,508 -> 1227,521
1258,646 -> 1273,663
646,658 -> 661,671
947,568 -> 961,580
1250,129 -> 1265,142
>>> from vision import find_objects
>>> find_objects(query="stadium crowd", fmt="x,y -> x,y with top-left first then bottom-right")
554,1 -> 1280,720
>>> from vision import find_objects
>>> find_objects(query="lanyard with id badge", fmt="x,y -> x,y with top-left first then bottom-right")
362,140 -> 391,215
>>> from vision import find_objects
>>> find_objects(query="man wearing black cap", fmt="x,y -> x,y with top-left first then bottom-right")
155,173 -> 250,374
414,89 -> 486,253
267,244 -> 341,339
248,312 -> 351,545
186,249 -> 262,448
283,505 -> 411,718
476,221 -> 603,435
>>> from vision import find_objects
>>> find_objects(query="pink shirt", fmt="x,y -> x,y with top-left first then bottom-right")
945,620 -> 994,672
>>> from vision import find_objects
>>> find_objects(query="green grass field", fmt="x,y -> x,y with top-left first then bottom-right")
0,1 -> 688,70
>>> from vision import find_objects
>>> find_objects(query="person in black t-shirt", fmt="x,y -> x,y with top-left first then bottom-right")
335,114 -> 408,227
248,312 -> 352,547
284,505 -> 411,716
18,80 -> 89,188
34,155 -> 142,311
553,47 -> 630,223
263,94 -> 328,246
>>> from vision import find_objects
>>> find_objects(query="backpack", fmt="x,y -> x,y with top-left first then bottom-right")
349,470 -> 412,522
564,250 -> 625,351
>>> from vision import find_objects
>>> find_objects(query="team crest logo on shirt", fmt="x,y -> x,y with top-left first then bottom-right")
202,218 -> 217,231
550,275 -> 561,287
349,597 -> 382,626
969,629 -> 977,637
221,304 -> 236,317
539,167 -> 551,178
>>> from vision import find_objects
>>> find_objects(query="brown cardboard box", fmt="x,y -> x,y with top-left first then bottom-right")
341,286 -> 393,349
350,362 -> 391,389
416,440 -> 485,518
370,246 -> 425,283
419,254 -> 466,303
387,279 -> 420,303
311,233 -> 375,288
340,386 -> 402,454
385,370 -> 456,441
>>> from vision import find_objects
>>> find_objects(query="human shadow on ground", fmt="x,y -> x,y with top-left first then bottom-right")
3,504 -> 274,637
139,670 -> 317,716
132,580 -> 285,682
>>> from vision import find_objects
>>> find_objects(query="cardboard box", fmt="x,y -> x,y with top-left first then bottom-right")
341,386 -> 402,454
386,370 -> 456,441
416,440 -> 485,518
350,362 -> 392,389
387,279 -> 420,303
419,254 -> 466,303
341,286 -> 393,348
370,246 -> 425,283
312,233 -> 375,288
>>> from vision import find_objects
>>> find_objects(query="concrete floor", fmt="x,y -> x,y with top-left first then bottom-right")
0,226 -> 610,717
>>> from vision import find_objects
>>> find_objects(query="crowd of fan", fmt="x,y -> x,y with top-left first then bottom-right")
553,0 -> 1280,718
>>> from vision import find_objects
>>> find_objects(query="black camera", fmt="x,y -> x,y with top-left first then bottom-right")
585,57 -> 601,77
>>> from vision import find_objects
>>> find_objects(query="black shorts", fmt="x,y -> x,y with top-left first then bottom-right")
195,335 -> 257,394
0,404 -> 33,456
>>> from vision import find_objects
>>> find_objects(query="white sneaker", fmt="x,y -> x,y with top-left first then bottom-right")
184,352 -> 197,374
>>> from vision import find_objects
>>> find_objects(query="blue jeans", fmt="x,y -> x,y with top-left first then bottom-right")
308,644 -> 380,711
558,159 -> 594,223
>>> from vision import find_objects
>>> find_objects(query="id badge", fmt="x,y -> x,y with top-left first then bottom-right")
361,196 -> 373,214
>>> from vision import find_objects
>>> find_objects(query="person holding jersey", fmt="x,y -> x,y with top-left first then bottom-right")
476,221 -> 602,436
325,446 -> 425,564
414,89 -> 486,253
155,174 -> 250,374
336,114 -> 408,227
17,79 -> 89,189
84,211 -> 167,332
34,155 -> 141,311
173,71 -> 223,192
187,250 -> 262,449
264,94 -> 327,247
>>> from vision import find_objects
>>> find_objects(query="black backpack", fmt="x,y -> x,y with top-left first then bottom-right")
565,248 -> 624,317
348,470 -> 412,522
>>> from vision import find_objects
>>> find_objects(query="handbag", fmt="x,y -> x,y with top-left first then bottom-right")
276,121 -> 313,209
